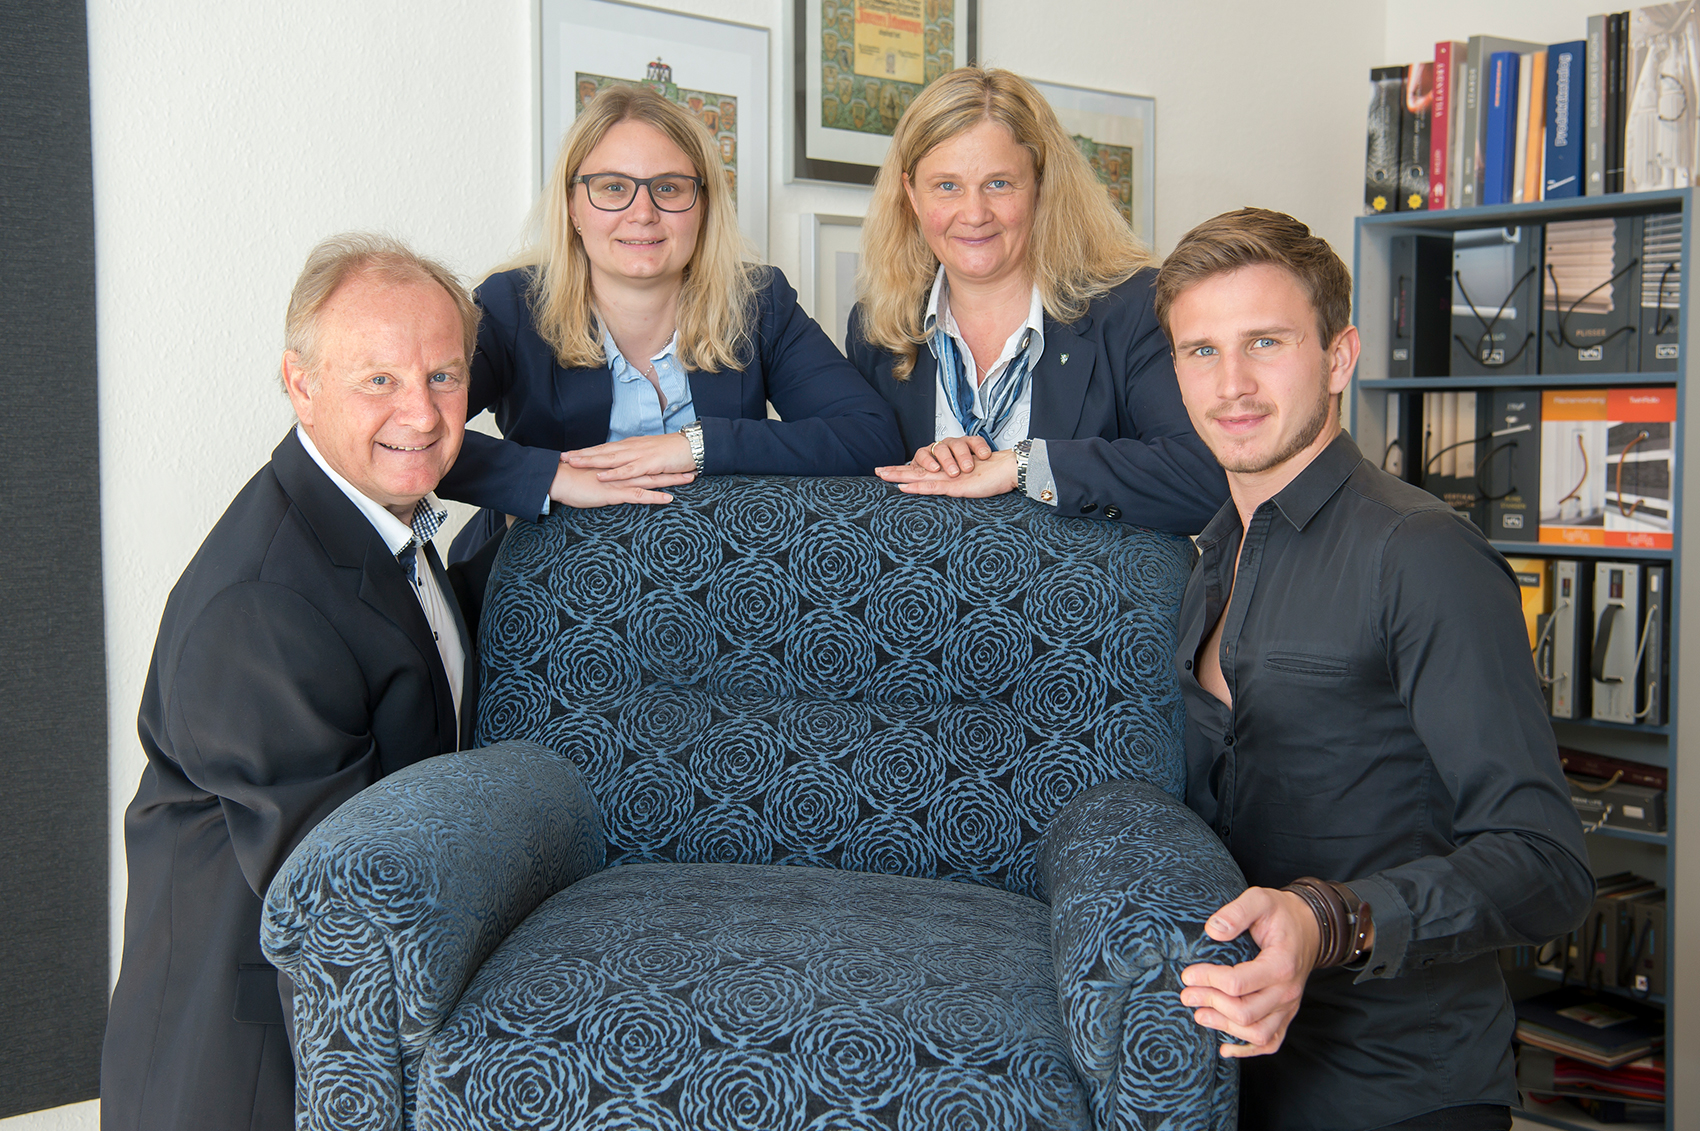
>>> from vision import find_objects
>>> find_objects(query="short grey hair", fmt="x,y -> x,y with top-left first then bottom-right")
281,232 -> 479,387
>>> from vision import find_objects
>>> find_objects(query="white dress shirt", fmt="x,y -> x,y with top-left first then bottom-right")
923,267 -> 1057,505
296,425 -> 465,731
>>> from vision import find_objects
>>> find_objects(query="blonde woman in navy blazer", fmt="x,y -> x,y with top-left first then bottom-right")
848,68 -> 1226,534
442,86 -> 902,558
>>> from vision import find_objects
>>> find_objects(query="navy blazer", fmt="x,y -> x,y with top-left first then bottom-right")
438,266 -> 906,518
847,270 -> 1228,535
102,430 -> 480,1131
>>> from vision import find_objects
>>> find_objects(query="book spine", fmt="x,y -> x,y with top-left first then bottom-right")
1431,43 -> 1454,207
1546,41 -> 1585,198
1586,15 -> 1606,193
1483,52 -> 1519,206
1401,63 -> 1433,210
1524,52 -> 1547,201
1513,53 -> 1532,202
1604,13 -> 1619,193
1366,66 -> 1406,214
1461,40 -> 1485,206
1618,11 -> 1631,190
1607,11 -> 1626,192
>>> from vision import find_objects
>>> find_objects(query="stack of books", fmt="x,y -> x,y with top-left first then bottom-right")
1515,987 -> 1664,1067
1365,6 -> 1700,212
1519,1043 -> 1665,1123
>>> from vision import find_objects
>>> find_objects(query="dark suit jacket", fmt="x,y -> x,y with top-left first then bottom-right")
847,270 -> 1228,535
437,266 -> 906,518
101,430 -> 479,1131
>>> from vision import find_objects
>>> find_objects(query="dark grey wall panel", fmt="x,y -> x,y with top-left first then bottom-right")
0,2 -> 110,1117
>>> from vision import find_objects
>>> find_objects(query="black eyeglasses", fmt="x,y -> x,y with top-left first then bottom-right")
572,173 -> 702,212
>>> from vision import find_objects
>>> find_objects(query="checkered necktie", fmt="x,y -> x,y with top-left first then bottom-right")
396,500 -> 448,582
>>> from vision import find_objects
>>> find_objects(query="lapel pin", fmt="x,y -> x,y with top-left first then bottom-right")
1060,353 -> 1069,365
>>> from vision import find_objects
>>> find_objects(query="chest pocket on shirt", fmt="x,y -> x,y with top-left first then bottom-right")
1263,651 -> 1353,679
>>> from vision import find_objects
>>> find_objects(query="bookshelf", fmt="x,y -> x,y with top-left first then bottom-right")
1353,189 -> 1696,1131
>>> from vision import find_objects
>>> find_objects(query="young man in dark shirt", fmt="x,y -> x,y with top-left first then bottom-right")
1157,208 -> 1592,1131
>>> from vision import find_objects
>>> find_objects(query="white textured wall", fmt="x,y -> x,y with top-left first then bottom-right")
18,0 -> 1395,1126
1385,0 -> 1616,63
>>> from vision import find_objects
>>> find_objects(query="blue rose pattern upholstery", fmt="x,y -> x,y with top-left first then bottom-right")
264,477 -> 1252,1130
261,742 -> 605,1129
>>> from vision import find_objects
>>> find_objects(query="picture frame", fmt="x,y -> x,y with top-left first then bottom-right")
798,213 -> 865,350
1030,79 -> 1156,247
540,0 -> 770,255
792,0 -> 977,184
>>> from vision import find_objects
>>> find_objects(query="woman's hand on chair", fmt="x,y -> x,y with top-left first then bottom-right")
876,446 -> 1017,498
549,460 -> 691,508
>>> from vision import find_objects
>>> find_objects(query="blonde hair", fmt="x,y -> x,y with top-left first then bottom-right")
282,232 -> 479,387
857,67 -> 1154,379
527,84 -> 758,372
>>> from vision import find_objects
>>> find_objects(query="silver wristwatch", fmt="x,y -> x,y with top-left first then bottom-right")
680,421 -> 706,472
1013,438 -> 1032,495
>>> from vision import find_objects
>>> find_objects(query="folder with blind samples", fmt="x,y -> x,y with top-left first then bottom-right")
1542,216 -> 1641,374
1640,212 -> 1681,372
1539,388 -> 1677,549
1539,559 -> 1590,720
1453,225 -> 1541,376
1587,561 -> 1669,727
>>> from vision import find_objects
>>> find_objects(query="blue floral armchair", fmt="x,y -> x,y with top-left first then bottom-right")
263,476 -> 1251,1130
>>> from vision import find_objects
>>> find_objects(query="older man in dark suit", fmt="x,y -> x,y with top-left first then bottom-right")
101,234 -> 488,1130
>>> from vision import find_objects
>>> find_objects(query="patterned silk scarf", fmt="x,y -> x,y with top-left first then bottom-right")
932,325 -> 1039,448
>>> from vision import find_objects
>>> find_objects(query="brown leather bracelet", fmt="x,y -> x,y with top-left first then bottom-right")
1284,877 -> 1373,968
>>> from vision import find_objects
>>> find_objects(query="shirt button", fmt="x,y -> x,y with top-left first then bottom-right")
1103,505 -> 1122,520
1184,660 -> 1193,670
1372,964 -> 1387,976
1223,735 -> 1235,747
1080,502 -> 1097,513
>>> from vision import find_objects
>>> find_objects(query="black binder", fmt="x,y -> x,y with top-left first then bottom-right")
1452,225 -> 1541,376
1542,215 -> 1641,374
1389,234 -> 1452,378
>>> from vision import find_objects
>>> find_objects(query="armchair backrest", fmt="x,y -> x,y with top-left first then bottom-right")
477,476 -> 1193,897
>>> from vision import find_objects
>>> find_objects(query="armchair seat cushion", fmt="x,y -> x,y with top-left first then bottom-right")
415,862 -> 1091,1130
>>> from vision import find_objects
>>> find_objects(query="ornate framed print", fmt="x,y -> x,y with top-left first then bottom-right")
793,0 -> 977,184
540,0 -> 770,255
1031,79 -> 1156,246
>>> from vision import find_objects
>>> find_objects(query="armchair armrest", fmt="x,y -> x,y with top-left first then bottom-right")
1039,779 -> 1253,1131
261,740 -> 604,1129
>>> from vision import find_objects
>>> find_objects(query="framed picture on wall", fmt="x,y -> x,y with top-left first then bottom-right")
793,0 -> 977,184
1031,79 -> 1156,247
540,0 -> 770,255
798,213 -> 864,349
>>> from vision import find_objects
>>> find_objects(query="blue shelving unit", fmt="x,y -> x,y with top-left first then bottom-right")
1353,191 -> 1694,1131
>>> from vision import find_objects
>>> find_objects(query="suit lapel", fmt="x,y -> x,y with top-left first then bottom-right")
558,363 -> 616,450
271,429 -> 461,753
358,545 -> 459,753
1028,314 -> 1095,441
890,352 -> 940,454
425,541 -> 478,751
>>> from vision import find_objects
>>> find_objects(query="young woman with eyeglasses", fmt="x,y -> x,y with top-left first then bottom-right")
441,85 -> 903,558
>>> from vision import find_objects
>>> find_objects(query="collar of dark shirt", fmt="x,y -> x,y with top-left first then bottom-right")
1195,431 -> 1366,551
